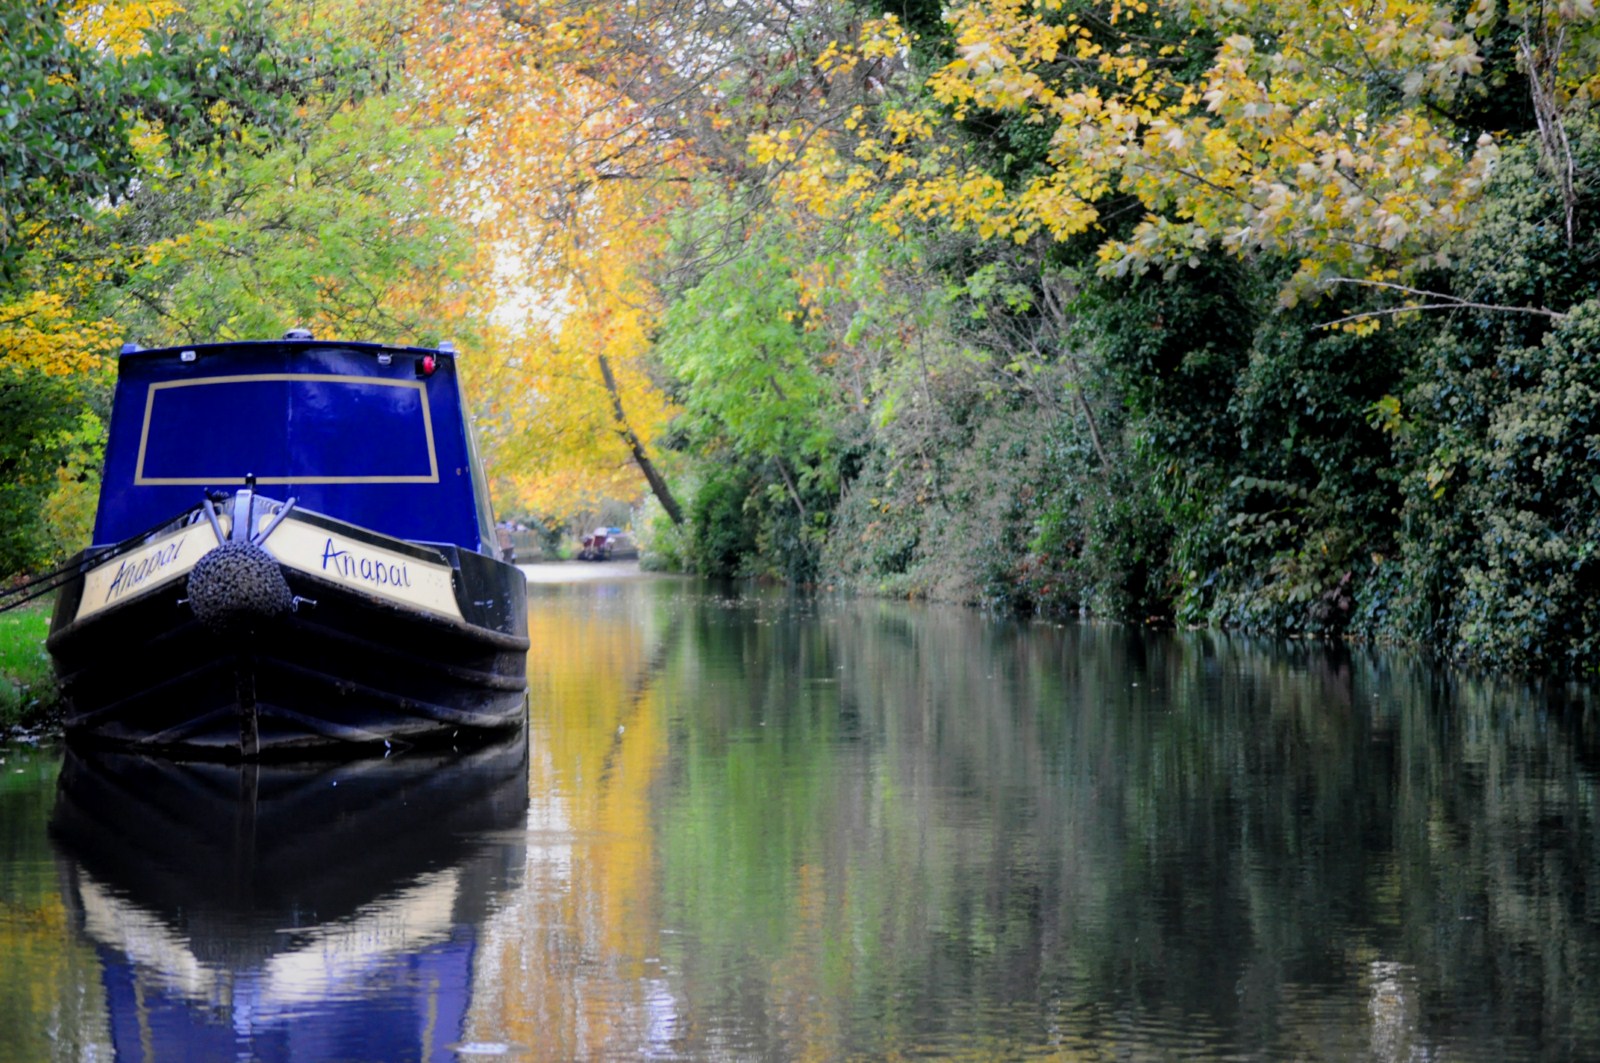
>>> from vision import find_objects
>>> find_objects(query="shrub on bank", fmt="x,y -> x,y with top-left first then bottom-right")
0,598 -> 60,731
1377,137 -> 1600,676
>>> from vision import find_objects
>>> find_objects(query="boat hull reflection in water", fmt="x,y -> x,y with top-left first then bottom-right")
49,733 -> 528,1061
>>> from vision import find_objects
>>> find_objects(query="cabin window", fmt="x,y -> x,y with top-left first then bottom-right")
135,374 -> 439,485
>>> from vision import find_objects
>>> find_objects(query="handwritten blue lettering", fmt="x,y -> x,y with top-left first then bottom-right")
103,535 -> 187,604
320,537 -> 412,590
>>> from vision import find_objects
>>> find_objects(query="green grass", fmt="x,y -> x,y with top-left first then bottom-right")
0,596 -> 59,731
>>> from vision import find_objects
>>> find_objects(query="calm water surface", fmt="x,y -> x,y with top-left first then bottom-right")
3,578 -> 1600,1060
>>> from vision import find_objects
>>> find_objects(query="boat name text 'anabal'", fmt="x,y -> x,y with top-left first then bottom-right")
104,536 -> 187,604
320,538 -> 413,588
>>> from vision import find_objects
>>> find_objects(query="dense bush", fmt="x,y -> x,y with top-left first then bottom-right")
685,466 -> 762,578
1379,136 -> 1600,674
659,120 -> 1600,678
0,373 -> 105,576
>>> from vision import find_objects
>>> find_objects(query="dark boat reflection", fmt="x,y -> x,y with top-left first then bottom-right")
49,731 -> 529,1061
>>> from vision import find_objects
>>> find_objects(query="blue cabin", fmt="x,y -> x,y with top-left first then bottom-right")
93,338 -> 498,554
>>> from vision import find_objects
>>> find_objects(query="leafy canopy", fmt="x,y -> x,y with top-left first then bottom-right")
748,0 -> 1600,300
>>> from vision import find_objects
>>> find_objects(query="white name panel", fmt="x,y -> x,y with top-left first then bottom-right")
77,522 -> 224,622
261,517 -> 463,620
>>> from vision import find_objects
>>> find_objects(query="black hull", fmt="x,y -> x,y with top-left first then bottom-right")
48,511 -> 530,761
48,737 -> 529,1057
50,734 -> 530,946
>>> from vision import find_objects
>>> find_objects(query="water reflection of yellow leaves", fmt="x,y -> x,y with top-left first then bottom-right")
771,863 -> 845,1063
0,896 -> 111,1058
465,594 -> 674,1059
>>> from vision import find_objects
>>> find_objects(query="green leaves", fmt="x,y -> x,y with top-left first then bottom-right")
0,0 -> 380,284
659,238 -> 835,471
0,2 -> 137,276
134,2 -> 381,157
111,98 -> 466,345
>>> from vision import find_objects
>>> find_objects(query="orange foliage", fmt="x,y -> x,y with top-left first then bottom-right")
465,594 -> 674,1057
0,293 -> 117,378
406,2 -> 699,521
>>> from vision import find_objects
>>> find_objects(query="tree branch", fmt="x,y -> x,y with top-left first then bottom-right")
1317,277 -> 1567,322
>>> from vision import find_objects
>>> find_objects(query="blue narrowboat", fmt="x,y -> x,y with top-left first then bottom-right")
45,332 -> 529,759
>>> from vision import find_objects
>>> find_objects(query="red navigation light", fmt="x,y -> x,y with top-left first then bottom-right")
419,354 -> 437,377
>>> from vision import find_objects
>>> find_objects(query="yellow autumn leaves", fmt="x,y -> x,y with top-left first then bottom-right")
0,294 -> 117,378
460,0 -> 1574,521
750,0 -> 1591,303
64,0 -> 183,57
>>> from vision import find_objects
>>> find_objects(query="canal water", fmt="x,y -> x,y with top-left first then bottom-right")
3,578 -> 1599,1060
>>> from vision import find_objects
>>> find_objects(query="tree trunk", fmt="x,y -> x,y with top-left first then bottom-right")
597,353 -> 684,525
772,457 -> 807,521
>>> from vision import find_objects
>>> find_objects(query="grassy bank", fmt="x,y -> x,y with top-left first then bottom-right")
0,597 -> 59,732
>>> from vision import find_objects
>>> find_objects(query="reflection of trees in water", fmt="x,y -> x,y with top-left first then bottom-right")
458,584 -> 1599,1059
0,747 -> 110,1061
647,599 -> 1600,1060
467,585 -> 683,1060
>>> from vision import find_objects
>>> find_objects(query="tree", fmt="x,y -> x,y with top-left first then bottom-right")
0,0 -> 413,577
409,0 -> 886,526
397,2 -> 688,523
101,98 -> 470,345
0,2 -> 141,280
657,229 -> 840,525
747,0 -> 1595,302
1,0 -> 383,283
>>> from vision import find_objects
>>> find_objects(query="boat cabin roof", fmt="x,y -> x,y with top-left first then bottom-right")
92,339 -> 498,554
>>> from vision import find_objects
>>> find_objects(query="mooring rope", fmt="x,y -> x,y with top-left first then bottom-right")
0,502 -> 212,616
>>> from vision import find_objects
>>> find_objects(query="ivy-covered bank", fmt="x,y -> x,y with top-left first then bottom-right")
535,0 -> 1600,682
644,124 -> 1600,680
